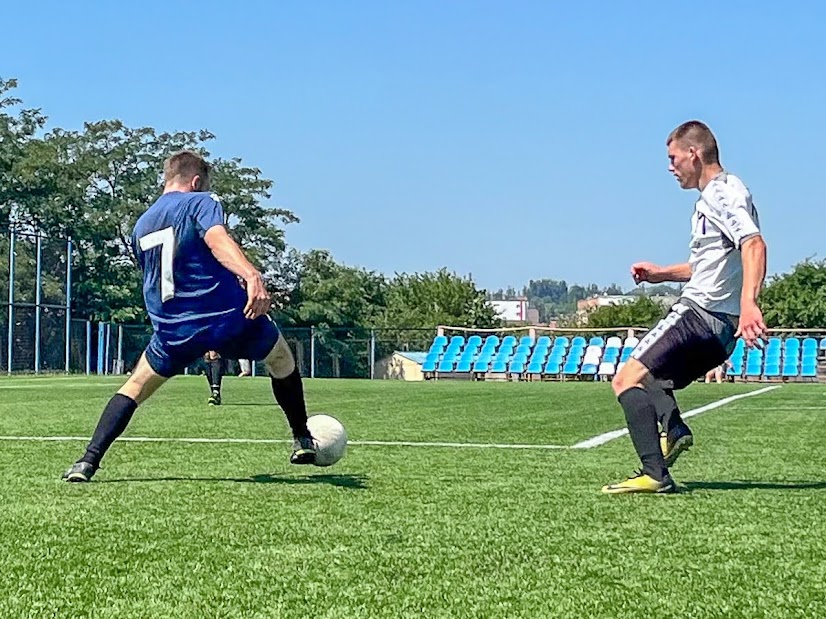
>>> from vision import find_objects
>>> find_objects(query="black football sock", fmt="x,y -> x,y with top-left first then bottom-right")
270,367 -> 310,440
207,359 -> 224,393
80,394 -> 138,468
618,387 -> 668,481
651,386 -> 691,437
204,362 -> 214,390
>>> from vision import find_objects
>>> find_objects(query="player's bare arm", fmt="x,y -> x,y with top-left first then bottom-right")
735,234 -> 767,347
631,262 -> 692,284
204,225 -> 271,320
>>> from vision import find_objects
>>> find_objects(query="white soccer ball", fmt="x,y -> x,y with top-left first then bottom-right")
307,414 -> 347,467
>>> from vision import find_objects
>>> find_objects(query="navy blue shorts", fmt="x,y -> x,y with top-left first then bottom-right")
145,315 -> 280,378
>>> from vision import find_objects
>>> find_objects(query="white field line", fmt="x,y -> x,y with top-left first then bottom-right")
0,435 -> 568,450
570,386 -> 781,449
0,386 -> 780,451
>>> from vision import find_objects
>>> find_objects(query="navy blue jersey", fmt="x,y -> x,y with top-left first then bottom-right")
132,192 -> 247,345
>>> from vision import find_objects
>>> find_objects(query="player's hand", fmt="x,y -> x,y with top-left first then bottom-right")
735,301 -> 766,348
243,273 -> 271,320
630,262 -> 663,284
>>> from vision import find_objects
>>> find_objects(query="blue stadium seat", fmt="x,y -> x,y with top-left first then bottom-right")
727,361 -> 742,376
484,335 -> 500,348
548,351 -> 565,364
820,338 -> 826,350
588,337 -> 605,347
437,360 -> 455,372
745,363 -> 762,378
571,336 -> 586,348
512,353 -> 529,364
529,350 -> 548,364
620,346 -> 634,361
581,363 -> 598,376
527,360 -> 544,374
764,363 -> 780,378
782,365 -> 799,378
562,361 -> 580,375
473,360 -> 489,373
509,360 -> 525,373
467,335 -> 483,349
803,337 -> 818,350
784,338 -> 801,351
519,336 -> 533,347
422,360 -> 437,373
515,344 -> 532,355
544,360 -> 562,374
433,335 -> 448,347
425,352 -> 440,364
536,336 -> 552,348
501,335 -> 517,347
765,351 -> 781,364
491,360 -> 507,373
802,362 -> 817,378
455,359 -> 472,372
554,337 -> 570,348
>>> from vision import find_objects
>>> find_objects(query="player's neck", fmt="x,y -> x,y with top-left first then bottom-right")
698,164 -> 724,191
163,182 -> 196,195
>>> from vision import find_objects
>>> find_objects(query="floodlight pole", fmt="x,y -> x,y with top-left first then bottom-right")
34,233 -> 42,374
370,329 -> 376,380
310,326 -> 316,379
85,320 -> 92,375
65,237 -> 72,373
6,231 -> 14,375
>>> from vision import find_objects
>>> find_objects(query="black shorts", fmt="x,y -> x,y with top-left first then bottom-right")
631,299 -> 737,390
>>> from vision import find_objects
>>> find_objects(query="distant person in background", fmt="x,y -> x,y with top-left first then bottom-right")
238,358 -> 252,377
204,350 -> 226,405
704,360 -> 732,384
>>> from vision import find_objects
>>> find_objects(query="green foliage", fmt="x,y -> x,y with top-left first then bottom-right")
382,269 -> 500,330
586,296 -> 666,329
761,260 -> 826,329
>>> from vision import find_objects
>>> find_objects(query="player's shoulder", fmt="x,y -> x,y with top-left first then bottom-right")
701,172 -> 751,212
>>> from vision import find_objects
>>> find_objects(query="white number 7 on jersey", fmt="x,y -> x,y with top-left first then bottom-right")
139,227 -> 176,302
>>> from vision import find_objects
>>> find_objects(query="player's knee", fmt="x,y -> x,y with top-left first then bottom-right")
265,338 -> 296,379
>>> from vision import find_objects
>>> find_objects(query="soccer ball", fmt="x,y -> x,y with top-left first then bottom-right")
307,414 -> 347,467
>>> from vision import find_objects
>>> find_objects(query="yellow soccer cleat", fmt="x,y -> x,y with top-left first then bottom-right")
602,471 -> 677,494
661,430 -> 694,467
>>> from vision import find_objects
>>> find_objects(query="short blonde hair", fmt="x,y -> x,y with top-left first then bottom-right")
164,151 -> 210,186
667,121 -> 719,165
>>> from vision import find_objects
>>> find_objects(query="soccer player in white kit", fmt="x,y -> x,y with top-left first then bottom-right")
603,121 -> 768,494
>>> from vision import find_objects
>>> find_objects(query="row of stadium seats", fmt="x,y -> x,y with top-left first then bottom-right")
423,334 -> 824,380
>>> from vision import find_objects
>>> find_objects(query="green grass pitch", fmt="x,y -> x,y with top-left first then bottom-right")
1,376 -> 825,618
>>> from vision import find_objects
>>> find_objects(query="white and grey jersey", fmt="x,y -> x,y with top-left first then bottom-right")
680,172 -> 761,316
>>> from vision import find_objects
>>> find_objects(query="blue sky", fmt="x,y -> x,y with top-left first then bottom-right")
3,1 -> 825,292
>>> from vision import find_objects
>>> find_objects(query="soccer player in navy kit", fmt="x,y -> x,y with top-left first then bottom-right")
63,151 -> 315,482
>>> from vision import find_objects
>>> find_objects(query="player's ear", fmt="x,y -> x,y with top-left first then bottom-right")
191,175 -> 203,191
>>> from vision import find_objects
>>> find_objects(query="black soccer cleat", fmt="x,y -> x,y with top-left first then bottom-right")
290,435 -> 317,465
207,391 -> 222,406
62,461 -> 97,483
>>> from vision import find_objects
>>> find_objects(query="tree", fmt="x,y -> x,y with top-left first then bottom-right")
277,250 -> 387,377
8,113 -> 296,322
586,296 -> 666,329
382,269 -> 500,330
760,260 -> 826,329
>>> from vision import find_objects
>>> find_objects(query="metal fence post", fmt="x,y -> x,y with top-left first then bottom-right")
310,326 -> 316,379
370,328 -> 376,379
86,320 -> 91,375
117,324 -> 123,374
34,233 -> 42,373
105,323 -> 111,374
6,231 -> 14,374
97,323 -> 105,375
65,237 -> 72,373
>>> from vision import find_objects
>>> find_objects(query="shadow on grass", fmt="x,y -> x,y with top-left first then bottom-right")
100,473 -> 369,489
682,480 -> 826,492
